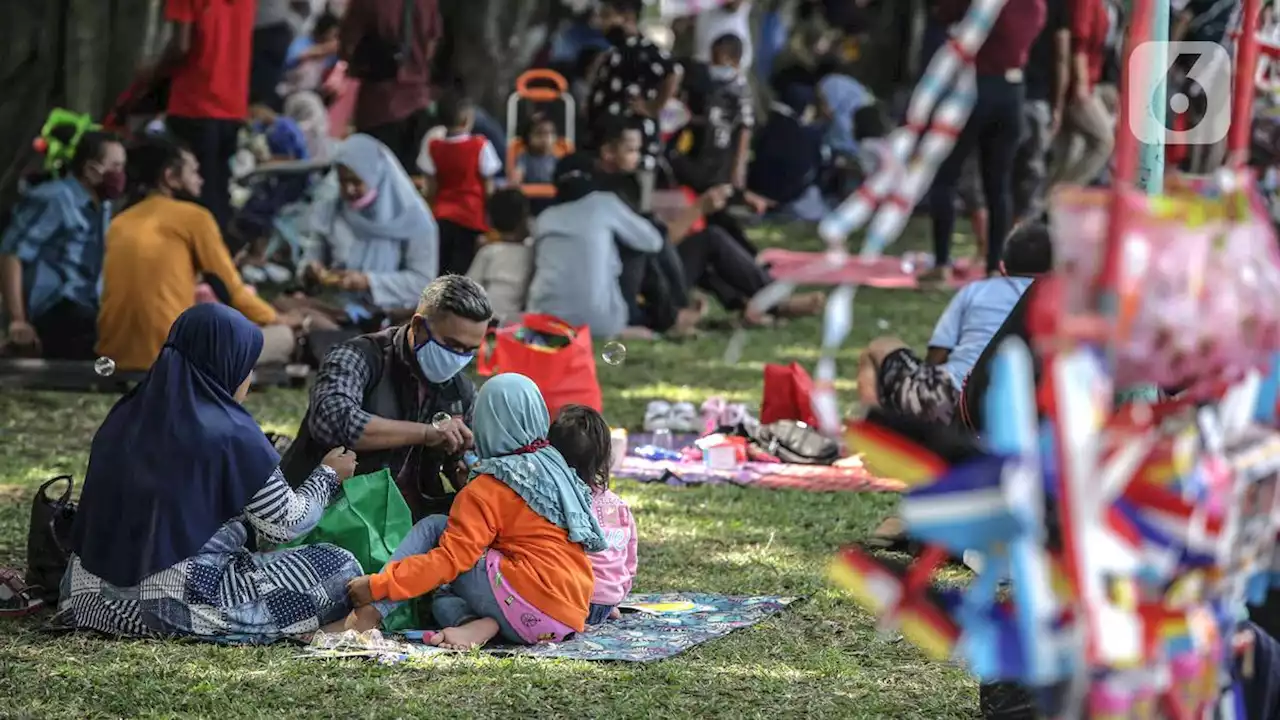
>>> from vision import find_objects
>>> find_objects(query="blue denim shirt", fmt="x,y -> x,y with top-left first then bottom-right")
0,177 -> 109,320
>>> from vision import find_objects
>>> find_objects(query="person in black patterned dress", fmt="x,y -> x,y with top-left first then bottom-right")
588,0 -> 683,210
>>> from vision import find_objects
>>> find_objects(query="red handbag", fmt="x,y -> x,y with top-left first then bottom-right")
476,314 -> 603,418
760,362 -> 818,427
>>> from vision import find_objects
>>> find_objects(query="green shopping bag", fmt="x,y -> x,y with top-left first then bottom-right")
280,469 -> 419,630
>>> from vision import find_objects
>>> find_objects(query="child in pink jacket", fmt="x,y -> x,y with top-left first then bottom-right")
549,405 -> 638,625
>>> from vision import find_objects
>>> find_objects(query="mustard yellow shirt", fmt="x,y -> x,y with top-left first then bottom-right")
97,195 -> 278,371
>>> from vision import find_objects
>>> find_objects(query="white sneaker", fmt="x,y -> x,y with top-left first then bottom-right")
643,401 -> 672,431
668,402 -> 699,433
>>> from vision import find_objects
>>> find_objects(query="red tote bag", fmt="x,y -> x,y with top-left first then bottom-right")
475,314 -> 603,417
760,362 -> 818,427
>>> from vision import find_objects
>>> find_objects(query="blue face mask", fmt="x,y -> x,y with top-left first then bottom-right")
414,329 -> 475,384
709,65 -> 738,83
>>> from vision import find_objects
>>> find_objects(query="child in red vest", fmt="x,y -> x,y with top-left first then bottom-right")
421,93 -> 502,275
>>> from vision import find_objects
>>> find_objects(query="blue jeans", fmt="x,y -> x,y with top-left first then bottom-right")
372,514 -> 524,644
587,603 -> 615,626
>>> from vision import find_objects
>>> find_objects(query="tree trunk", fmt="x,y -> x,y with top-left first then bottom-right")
436,0 -> 555,117
0,0 -> 155,216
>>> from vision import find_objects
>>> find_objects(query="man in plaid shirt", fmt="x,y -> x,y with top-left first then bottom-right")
283,275 -> 492,517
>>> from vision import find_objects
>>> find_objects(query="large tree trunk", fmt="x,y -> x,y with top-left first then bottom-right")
436,0 -> 555,116
0,0 -> 157,217
0,0 -> 550,217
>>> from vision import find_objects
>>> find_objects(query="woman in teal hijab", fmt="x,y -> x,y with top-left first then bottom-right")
343,374 -> 607,649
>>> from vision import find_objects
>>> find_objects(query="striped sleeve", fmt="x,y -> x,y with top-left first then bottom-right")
244,466 -> 340,544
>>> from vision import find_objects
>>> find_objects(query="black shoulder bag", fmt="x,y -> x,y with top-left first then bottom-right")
26,475 -> 76,605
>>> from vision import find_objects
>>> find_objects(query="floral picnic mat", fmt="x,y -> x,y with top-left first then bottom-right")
297,593 -> 800,663
613,456 -> 905,493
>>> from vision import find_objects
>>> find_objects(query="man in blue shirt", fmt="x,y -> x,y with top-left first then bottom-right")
1,131 -> 126,359
856,222 -> 1052,425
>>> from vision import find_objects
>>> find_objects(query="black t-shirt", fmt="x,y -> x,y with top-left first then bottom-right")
670,63 -> 756,190
588,33 -> 679,167
1023,0 -> 1069,102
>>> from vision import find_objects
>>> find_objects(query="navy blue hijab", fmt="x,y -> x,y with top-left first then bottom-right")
73,304 -> 281,587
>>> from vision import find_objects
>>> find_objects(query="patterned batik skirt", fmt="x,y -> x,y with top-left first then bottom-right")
51,520 -> 361,642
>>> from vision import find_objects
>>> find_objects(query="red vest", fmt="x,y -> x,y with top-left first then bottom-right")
430,135 -> 489,231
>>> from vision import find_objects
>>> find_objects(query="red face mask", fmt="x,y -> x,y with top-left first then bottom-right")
98,169 -> 127,201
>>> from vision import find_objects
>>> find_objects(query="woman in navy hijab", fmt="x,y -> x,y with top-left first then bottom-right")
53,304 -> 363,640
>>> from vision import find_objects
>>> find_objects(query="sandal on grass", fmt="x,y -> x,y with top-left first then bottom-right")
0,568 -> 45,618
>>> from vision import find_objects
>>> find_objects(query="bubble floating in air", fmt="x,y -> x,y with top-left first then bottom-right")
601,341 -> 627,366
94,357 -> 116,377
431,412 -> 452,431
877,318 -> 891,331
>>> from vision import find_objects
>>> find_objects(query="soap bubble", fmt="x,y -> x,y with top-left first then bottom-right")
431,412 -> 452,431
901,259 -> 915,274
876,318 -> 891,331
94,357 -> 116,377
601,341 -> 627,366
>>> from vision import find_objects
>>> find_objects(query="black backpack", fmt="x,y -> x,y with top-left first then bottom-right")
25,475 -> 76,605
738,418 -> 840,465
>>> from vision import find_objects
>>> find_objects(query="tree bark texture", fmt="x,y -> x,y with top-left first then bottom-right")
0,0 -> 158,215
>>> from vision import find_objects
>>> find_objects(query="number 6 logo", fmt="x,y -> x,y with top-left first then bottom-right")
1127,41 -> 1233,146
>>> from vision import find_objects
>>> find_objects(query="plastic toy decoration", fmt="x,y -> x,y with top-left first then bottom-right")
36,108 -> 100,174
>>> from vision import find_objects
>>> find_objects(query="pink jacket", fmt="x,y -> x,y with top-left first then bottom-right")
587,490 -> 639,606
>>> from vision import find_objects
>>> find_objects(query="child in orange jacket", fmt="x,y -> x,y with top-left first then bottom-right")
344,373 -> 607,649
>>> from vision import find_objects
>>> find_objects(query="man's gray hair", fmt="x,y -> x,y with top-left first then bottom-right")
416,274 -> 493,322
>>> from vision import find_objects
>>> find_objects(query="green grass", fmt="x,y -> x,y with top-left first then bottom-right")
0,220 -> 982,719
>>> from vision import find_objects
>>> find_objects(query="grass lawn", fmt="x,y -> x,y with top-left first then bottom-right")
0,220 -> 983,719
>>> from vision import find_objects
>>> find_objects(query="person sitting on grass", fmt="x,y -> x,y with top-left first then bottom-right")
54,303 -> 362,642
96,133 -> 303,372
856,221 -> 1051,425
466,188 -> 533,326
549,404 -> 637,626
279,275 -> 490,520
343,373 -> 607,650
0,131 -> 126,360
282,133 -> 439,329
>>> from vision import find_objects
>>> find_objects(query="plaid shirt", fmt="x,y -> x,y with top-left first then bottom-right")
307,343 -> 376,448
0,177 -> 109,320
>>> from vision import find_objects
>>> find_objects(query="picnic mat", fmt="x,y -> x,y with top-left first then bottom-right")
614,455 -> 905,492
759,248 -> 976,289
298,593 -> 800,663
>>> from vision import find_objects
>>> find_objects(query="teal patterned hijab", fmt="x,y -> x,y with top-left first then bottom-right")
470,374 -> 607,552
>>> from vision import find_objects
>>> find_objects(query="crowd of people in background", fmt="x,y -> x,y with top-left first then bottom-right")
0,0 -> 1251,371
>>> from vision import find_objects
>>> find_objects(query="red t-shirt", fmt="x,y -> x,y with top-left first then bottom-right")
1069,0 -> 1110,89
165,0 -> 255,120
937,0 -> 1046,76
428,135 -> 491,232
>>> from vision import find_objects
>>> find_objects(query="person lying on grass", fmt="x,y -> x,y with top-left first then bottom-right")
549,404 -> 638,626
343,373 -> 607,650
856,221 -> 1052,426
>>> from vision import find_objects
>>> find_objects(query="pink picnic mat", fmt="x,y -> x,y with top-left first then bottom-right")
614,455 -> 904,493
760,249 -> 978,289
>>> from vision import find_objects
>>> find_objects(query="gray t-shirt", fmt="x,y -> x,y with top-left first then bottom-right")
526,192 -> 664,339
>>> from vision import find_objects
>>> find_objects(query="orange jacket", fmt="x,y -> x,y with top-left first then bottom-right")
369,473 -> 594,631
